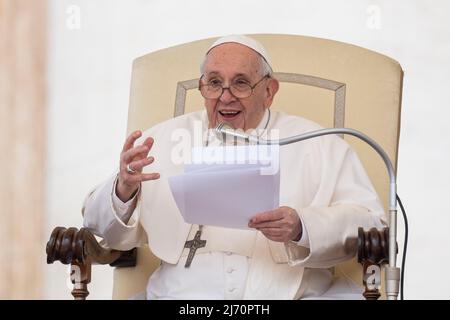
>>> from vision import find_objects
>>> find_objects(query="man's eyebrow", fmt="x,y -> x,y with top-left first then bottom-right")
234,73 -> 251,78
205,71 -> 251,80
204,71 -> 252,79
205,71 -> 220,76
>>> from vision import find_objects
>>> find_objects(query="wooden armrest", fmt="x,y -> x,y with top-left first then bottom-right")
46,226 -> 137,300
358,227 -> 390,300
46,226 -> 389,300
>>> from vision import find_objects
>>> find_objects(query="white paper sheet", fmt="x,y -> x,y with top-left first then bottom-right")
168,145 -> 280,229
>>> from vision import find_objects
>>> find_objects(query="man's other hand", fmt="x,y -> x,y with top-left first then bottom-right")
117,130 -> 160,202
248,206 -> 302,242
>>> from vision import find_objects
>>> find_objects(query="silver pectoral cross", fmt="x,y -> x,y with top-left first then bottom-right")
184,225 -> 207,268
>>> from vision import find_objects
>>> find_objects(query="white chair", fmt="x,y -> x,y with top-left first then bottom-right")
47,34 -> 403,300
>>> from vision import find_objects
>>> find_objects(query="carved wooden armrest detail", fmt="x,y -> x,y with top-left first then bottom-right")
358,227 -> 390,300
47,226 -> 391,300
46,226 -> 137,300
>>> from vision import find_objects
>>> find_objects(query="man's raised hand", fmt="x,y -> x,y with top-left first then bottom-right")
116,130 -> 160,202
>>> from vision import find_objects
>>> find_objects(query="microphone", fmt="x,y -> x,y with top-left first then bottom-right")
215,122 -> 401,300
215,123 -> 261,143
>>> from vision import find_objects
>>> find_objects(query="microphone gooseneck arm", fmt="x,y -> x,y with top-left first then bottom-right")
215,123 -> 401,300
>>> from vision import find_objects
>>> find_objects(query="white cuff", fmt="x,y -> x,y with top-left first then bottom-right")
111,175 -> 140,222
290,214 -> 310,248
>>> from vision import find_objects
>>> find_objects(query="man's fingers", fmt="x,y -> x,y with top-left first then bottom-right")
122,137 -> 155,165
249,220 -> 284,229
128,156 -> 155,172
122,130 -> 142,152
122,145 -> 149,164
141,172 -> 160,182
122,172 -> 160,185
250,210 -> 284,224
142,137 -> 154,149
249,207 -> 300,243
139,137 -> 154,160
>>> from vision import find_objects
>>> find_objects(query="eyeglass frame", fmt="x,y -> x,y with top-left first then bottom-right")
198,74 -> 271,99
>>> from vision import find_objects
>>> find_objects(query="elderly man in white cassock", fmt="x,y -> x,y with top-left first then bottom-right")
83,35 -> 386,300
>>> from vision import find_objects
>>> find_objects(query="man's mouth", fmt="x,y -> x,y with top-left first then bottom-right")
218,110 -> 242,120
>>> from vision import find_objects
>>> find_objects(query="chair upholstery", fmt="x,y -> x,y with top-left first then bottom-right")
112,34 -> 403,299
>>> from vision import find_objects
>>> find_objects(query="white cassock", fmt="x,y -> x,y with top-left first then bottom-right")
83,109 -> 386,300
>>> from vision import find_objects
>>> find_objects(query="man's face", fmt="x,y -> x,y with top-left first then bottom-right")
201,43 -> 279,131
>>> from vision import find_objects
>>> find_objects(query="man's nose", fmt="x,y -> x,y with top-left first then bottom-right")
219,87 -> 237,104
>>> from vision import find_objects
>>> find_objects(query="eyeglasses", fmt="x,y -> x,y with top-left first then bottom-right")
198,74 -> 270,99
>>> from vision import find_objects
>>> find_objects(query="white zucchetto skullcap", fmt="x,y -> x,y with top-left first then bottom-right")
206,34 -> 272,68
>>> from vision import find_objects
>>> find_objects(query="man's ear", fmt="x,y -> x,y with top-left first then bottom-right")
264,77 -> 280,108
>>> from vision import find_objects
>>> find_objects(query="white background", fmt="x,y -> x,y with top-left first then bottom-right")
44,0 -> 450,299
